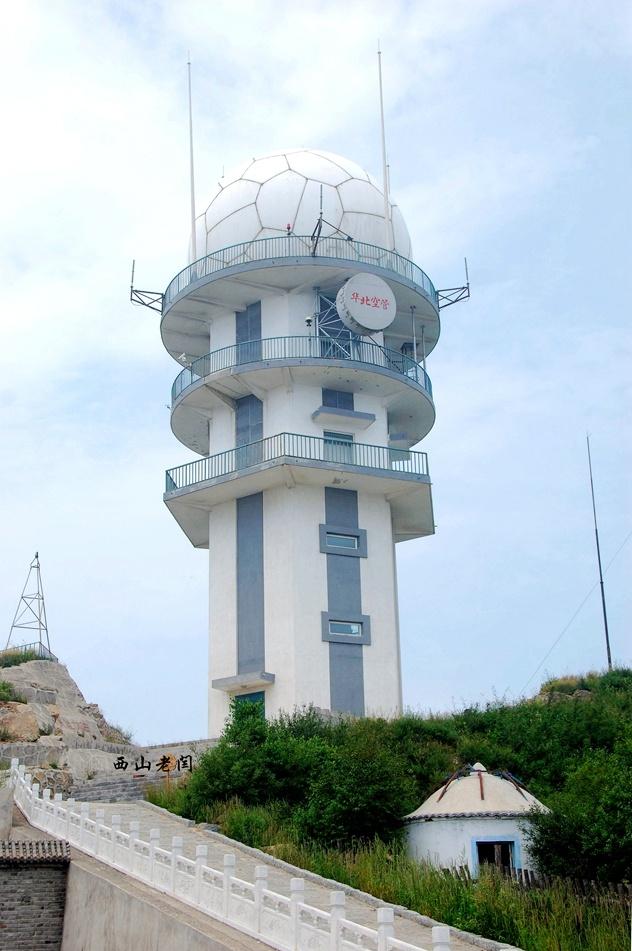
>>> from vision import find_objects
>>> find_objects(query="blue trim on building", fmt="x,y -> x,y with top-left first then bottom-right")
470,834 -> 523,876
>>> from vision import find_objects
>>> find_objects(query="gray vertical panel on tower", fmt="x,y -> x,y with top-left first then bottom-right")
236,493 -> 265,673
325,487 -> 358,528
235,395 -> 263,445
327,555 -> 362,615
329,642 -> 365,715
324,487 -> 365,714
236,302 -> 262,362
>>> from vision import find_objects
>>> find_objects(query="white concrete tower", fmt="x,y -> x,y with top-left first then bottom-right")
159,149 -> 447,736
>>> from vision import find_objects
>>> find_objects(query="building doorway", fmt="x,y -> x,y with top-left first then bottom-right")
476,840 -> 514,871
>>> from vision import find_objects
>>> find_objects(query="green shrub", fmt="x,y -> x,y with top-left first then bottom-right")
183,700 -> 331,820
526,734 -> 632,882
295,722 -> 416,847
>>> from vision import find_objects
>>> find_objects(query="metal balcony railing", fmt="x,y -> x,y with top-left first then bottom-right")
171,335 -> 433,405
163,235 -> 438,310
165,432 -> 429,494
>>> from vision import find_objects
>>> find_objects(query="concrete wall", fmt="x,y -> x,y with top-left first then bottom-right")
61,855 -> 263,951
0,863 -> 68,950
406,816 -> 534,875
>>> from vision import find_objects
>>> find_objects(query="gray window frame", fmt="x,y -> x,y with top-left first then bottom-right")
319,523 -> 367,558
321,611 -> 371,645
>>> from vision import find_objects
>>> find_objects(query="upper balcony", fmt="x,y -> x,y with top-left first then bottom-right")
170,335 -> 435,454
160,235 -> 440,363
164,432 -> 434,548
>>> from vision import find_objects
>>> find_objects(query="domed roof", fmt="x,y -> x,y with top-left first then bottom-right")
405,764 -> 547,821
192,148 -> 412,261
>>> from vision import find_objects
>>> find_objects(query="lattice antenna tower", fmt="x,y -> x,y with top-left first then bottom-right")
6,553 -> 51,655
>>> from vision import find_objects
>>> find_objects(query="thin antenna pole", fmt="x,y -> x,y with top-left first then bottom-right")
586,435 -> 612,670
187,54 -> 197,262
377,44 -> 392,250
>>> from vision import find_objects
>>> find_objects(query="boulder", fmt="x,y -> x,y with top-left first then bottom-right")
0,702 -> 40,742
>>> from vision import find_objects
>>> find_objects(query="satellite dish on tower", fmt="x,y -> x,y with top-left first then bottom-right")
336,274 -> 396,335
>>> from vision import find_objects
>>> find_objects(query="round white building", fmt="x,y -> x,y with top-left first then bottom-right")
405,763 -> 547,875
160,148 -> 443,736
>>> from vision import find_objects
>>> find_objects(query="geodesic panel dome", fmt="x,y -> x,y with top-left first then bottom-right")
191,149 -> 412,262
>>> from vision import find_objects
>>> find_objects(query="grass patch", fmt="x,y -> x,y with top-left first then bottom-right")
146,780 -> 189,817
0,650 -> 41,668
0,726 -> 16,742
204,801 -> 630,951
103,724 -> 134,744
0,680 -> 26,703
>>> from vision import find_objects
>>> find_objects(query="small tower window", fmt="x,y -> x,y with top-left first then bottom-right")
329,620 -> 362,637
326,532 -> 359,550
322,388 -> 354,411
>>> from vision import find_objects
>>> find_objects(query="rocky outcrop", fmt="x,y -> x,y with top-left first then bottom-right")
0,661 -> 127,746
1,659 -> 216,790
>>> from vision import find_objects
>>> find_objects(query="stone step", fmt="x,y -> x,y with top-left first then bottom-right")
71,774 -> 167,803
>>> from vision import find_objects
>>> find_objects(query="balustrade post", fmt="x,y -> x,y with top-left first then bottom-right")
377,907 -> 394,951
290,877 -> 305,950
79,802 -> 90,849
53,793 -> 63,836
65,799 -> 75,839
254,865 -> 268,935
128,820 -> 140,872
111,815 -> 122,865
171,835 -> 183,894
194,844 -> 208,906
432,925 -> 451,951
329,891 -> 346,951
95,808 -> 105,857
222,853 -> 236,918
31,782 -> 40,823
149,828 -> 160,885
42,788 -> 52,829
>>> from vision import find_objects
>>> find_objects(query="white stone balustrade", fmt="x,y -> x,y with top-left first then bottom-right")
9,759 -> 451,951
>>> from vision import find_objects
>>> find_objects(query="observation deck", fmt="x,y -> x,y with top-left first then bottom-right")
170,335 -> 435,454
160,235 -> 440,363
164,432 -> 434,547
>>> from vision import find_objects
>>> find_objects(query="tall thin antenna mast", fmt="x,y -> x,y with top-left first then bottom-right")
377,43 -> 393,250
586,435 -> 612,670
5,553 -> 54,660
187,54 -> 197,262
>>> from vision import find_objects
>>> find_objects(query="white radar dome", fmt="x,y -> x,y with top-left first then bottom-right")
192,148 -> 412,262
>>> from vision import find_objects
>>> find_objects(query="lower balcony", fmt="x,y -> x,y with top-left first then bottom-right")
170,335 -> 435,454
164,432 -> 434,547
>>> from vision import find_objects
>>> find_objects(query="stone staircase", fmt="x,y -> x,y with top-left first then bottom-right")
70,773 -> 167,803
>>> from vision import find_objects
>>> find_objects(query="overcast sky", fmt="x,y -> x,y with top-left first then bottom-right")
1,1 -> 630,744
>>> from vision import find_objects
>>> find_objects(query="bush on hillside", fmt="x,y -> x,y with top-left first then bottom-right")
526,734 -> 632,882
164,670 -> 632,878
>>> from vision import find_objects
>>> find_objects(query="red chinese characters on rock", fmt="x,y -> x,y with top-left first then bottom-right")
350,291 -> 391,310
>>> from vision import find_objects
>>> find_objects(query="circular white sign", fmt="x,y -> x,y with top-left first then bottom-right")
336,274 -> 396,334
